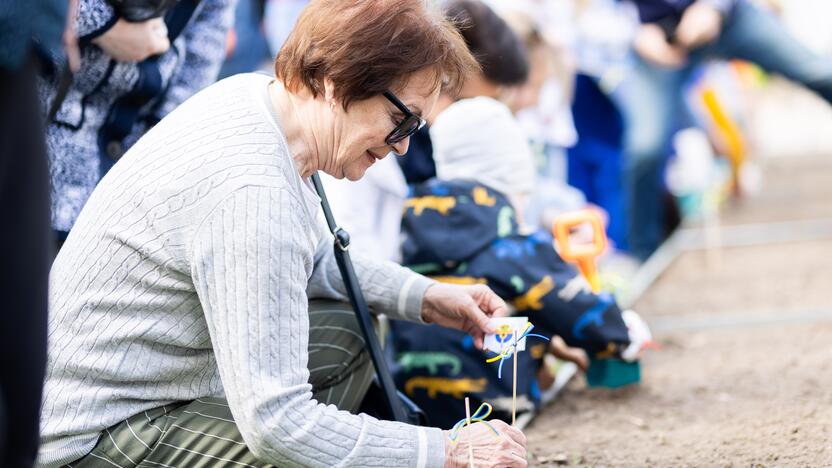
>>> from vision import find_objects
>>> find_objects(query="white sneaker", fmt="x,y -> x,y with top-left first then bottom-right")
620,309 -> 652,362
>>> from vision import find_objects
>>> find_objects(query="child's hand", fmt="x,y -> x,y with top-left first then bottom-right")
549,335 -> 589,372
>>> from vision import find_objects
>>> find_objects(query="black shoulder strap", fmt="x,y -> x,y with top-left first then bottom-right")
310,172 -> 409,423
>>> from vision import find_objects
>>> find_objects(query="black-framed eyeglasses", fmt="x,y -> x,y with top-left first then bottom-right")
383,91 -> 426,146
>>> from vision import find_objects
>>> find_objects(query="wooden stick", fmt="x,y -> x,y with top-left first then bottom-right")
512,329 -> 518,426
465,397 -> 474,468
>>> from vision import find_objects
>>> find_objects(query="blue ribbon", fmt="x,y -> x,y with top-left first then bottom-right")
486,323 -> 550,379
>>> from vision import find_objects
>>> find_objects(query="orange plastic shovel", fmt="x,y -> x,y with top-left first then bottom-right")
552,209 -> 607,293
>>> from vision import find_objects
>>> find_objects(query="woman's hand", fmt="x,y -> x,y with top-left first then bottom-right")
421,283 -> 508,349
444,420 -> 528,467
92,18 -> 170,62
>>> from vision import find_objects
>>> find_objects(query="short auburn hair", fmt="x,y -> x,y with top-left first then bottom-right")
275,0 -> 479,108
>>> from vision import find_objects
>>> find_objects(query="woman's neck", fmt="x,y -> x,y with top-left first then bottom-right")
267,79 -> 331,178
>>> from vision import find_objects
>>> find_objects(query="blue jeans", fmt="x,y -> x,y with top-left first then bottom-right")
614,0 -> 832,259
568,74 -> 628,250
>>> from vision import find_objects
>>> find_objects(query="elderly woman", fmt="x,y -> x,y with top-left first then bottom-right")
38,1 -> 528,467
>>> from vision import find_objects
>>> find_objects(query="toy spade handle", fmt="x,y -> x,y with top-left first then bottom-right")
577,258 -> 602,294
552,209 -> 607,292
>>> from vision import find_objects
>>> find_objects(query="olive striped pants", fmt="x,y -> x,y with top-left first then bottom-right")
65,300 -> 374,467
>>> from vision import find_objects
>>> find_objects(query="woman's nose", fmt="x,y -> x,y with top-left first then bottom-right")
391,137 -> 410,156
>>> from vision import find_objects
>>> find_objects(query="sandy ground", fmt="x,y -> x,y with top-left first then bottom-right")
527,322 -> 832,466
523,155 -> 832,462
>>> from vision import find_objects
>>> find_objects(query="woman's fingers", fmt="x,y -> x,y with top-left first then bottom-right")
475,284 -> 509,319
462,285 -> 508,348
472,332 -> 485,350
507,451 -> 529,467
488,420 -> 527,447
450,421 -> 528,467
502,423 -> 527,446
497,431 -> 527,467
464,291 -> 494,332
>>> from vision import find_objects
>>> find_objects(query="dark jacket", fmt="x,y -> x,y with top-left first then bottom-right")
0,0 -> 67,70
628,0 -> 737,23
402,179 -> 631,353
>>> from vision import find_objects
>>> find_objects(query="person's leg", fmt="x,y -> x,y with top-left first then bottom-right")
568,74 -> 602,203
611,59 -> 689,260
68,300 -> 373,467
591,141 -> 629,250
305,299 -> 374,411
0,55 -> 52,468
569,75 -> 629,249
566,142 -> 595,202
713,1 -> 832,103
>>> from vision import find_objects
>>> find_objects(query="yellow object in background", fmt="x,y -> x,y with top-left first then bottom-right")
701,86 -> 745,194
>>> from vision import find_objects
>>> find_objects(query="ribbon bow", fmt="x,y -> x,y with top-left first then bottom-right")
448,402 -> 501,443
485,322 -> 550,379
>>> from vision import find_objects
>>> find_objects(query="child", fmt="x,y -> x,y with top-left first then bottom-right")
391,96 -> 649,428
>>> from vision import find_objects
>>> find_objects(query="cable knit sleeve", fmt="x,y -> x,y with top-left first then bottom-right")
75,0 -> 118,43
190,185 -> 445,468
306,232 -> 436,323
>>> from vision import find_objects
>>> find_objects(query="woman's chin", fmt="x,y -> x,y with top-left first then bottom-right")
343,166 -> 368,181
342,156 -> 376,181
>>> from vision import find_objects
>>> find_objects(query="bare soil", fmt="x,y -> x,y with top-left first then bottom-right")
524,152 -> 832,466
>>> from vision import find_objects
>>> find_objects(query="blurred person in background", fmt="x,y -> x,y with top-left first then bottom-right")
492,5 -> 590,235
0,0 -> 71,466
561,0 -> 638,252
397,0 -> 531,186
490,0 -> 640,253
37,1 -> 529,467
217,0 -> 270,78
615,0 -> 832,259
40,0 -> 236,247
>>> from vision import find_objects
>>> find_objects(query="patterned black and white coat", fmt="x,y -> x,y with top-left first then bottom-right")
40,0 -> 235,233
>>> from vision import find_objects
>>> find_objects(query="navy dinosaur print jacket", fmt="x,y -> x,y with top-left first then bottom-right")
391,179 -> 632,428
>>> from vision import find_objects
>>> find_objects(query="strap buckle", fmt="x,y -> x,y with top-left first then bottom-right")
333,226 -> 351,251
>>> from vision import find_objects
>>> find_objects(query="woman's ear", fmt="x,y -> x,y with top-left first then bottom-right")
323,78 -> 338,111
